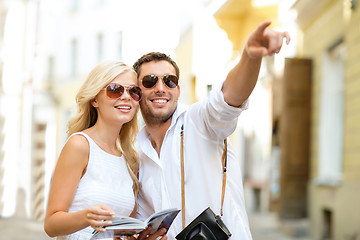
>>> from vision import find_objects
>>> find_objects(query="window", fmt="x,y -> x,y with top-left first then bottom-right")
317,40 -> 345,185
45,56 -> 55,89
206,84 -> 213,95
69,0 -> 79,12
97,33 -> 104,62
48,56 -> 55,80
70,38 -> 78,76
95,0 -> 105,7
117,31 -> 123,60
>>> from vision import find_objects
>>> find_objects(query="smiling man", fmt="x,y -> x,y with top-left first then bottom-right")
133,21 -> 290,239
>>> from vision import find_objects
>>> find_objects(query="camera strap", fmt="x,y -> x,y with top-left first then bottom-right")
180,125 -> 228,229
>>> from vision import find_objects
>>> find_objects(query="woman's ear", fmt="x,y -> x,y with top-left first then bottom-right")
91,98 -> 98,108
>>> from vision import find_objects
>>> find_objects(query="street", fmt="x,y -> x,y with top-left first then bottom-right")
0,211 -> 311,240
249,211 -> 311,240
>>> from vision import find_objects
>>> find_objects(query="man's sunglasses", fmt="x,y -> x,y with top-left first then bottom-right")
141,74 -> 178,89
104,83 -> 142,101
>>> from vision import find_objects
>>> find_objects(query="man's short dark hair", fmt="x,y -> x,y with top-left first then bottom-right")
133,52 -> 180,80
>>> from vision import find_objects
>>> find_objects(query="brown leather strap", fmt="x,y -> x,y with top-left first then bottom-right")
180,125 -> 185,229
220,138 -> 227,216
180,125 -> 227,229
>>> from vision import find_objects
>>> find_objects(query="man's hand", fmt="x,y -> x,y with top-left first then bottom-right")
137,226 -> 168,240
222,20 -> 291,107
113,227 -> 168,240
245,21 -> 290,59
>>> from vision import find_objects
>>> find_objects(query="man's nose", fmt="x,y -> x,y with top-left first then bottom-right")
154,77 -> 166,92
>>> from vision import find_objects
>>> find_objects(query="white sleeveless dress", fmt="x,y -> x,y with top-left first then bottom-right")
57,132 -> 135,240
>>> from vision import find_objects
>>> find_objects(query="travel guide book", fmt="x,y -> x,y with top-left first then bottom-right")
90,208 -> 180,239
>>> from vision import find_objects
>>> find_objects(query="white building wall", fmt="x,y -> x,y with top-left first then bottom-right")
1,0 -> 39,217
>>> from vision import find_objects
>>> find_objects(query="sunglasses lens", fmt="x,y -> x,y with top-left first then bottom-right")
142,74 -> 178,89
106,83 -> 124,98
163,75 -> 178,88
106,84 -> 141,101
142,75 -> 158,88
128,87 -> 142,101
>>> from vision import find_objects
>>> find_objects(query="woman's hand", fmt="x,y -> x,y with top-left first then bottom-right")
86,204 -> 115,232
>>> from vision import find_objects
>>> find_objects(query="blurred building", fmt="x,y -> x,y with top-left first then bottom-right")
5,0 -> 359,240
0,0 -> 45,219
0,0 -> 53,238
0,0 -> 297,230
292,0 -> 360,239
174,0 -> 360,239
211,0 -> 287,215
0,0 -> 6,216
0,0 -> 183,219
175,0 -> 297,216
196,1 -> 360,239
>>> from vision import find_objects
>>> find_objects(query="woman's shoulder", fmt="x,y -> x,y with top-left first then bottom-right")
64,133 -> 90,154
56,133 -> 90,171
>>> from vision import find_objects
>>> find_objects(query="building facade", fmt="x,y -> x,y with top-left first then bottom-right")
293,0 -> 360,239
210,0 -> 294,214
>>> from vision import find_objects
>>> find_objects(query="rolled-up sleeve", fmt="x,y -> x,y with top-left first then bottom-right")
186,82 -> 248,141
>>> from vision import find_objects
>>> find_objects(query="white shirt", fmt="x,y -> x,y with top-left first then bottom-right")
136,84 -> 252,240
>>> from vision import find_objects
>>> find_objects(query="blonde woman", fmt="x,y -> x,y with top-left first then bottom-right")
44,61 -> 167,240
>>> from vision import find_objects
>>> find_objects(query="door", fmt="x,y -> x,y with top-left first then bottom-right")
279,57 -> 312,219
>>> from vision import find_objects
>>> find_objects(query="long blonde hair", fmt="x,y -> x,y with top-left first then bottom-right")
67,60 -> 140,199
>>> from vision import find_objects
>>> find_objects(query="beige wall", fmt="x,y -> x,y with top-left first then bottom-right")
301,0 -> 344,181
175,26 -> 196,105
309,183 -> 360,239
297,0 -> 360,238
344,0 -> 360,183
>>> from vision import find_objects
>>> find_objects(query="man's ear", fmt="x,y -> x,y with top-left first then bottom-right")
177,85 -> 181,100
91,98 -> 98,108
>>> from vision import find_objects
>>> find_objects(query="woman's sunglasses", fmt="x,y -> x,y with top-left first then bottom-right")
104,83 -> 142,101
141,74 -> 178,89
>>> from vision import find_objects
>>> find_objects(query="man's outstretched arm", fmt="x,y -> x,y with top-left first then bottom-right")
222,21 -> 291,107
